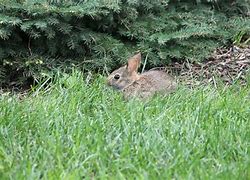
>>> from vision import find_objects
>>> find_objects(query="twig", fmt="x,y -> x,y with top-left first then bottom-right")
141,52 -> 148,73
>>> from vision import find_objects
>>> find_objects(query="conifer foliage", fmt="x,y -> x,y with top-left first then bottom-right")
0,0 -> 249,86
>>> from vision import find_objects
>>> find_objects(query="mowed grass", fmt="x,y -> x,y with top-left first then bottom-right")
0,71 -> 250,179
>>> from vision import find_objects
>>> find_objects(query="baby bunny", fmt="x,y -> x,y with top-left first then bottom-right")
107,52 -> 177,99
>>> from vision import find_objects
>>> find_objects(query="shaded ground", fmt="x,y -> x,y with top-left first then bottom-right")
167,45 -> 250,86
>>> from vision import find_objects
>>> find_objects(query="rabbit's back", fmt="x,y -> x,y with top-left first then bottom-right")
142,70 -> 176,91
123,70 -> 176,99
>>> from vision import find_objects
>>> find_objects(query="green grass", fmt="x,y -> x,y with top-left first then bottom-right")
0,70 -> 250,179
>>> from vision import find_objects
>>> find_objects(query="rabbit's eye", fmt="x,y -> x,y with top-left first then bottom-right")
114,74 -> 120,80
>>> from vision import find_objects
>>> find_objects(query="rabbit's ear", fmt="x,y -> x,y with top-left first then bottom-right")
127,52 -> 141,74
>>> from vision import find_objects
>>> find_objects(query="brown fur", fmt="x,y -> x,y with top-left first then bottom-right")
107,52 -> 177,99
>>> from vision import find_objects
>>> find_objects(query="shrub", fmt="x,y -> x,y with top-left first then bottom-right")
0,0 -> 249,86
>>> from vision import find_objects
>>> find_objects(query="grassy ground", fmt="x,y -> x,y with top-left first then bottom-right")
0,70 -> 250,179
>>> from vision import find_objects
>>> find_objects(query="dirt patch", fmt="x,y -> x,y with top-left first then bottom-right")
166,45 -> 250,87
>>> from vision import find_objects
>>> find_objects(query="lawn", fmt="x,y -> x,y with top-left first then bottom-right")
0,71 -> 250,179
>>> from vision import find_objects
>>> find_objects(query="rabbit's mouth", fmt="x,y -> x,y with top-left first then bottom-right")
107,81 -> 123,90
112,85 -> 123,90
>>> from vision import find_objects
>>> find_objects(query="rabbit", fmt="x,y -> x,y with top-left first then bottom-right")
107,52 -> 177,99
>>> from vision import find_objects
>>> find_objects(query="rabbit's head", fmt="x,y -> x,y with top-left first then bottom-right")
107,53 -> 141,90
